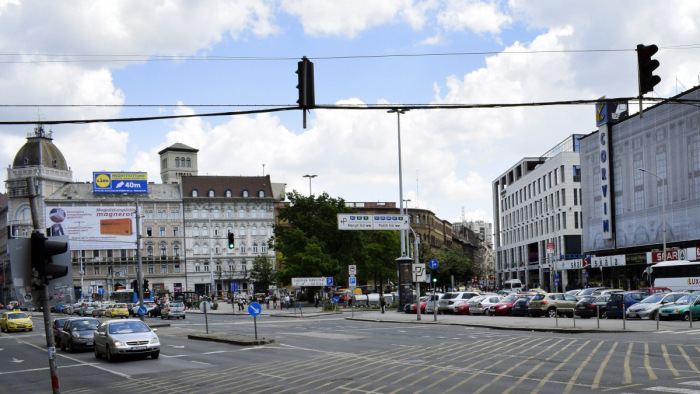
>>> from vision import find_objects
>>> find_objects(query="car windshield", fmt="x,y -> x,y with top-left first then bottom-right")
108,321 -> 151,334
594,295 -> 609,302
471,296 -> 485,303
73,320 -> 99,330
171,302 -> 184,307
641,294 -> 664,304
580,296 -> 596,303
503,295 -> 518,303
673,295 -> 695,305
9,313 -> 27,319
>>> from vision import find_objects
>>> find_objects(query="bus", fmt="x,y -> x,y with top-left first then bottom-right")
651,260 -> 700,291
111,288 -> 153,303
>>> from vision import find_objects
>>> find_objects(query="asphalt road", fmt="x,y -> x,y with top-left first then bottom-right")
3,312 -> 700,393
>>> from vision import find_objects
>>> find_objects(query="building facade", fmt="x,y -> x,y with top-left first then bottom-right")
181,176 -> 277,296
492,135 -> 584,291
580,87 -> 700,290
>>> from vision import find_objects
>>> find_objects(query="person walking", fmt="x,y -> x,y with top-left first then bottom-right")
380,293 -> 386,314
284,294 -> 291,310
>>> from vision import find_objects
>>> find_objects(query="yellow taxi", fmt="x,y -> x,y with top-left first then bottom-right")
0,310 -> 33,332
105,303 -> 130,318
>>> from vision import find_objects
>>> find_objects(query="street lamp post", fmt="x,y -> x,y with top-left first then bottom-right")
303,174 -> 317,196
535,200 -> 558,292
76,220 -> 84,300
639,168 -> 667,262
388,108 -> 409,257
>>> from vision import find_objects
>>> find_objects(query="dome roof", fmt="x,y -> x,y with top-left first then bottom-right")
12,125 -> 68,170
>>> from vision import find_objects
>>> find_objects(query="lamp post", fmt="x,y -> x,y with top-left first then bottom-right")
388,108 -> 409,257
208,208 -> 215,297
76,220 -> 84,300
639,168 -> 667,262
535,200 -> 559,292
303,174 -> 317,196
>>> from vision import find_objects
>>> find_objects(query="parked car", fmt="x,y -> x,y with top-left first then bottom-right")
489,293 -> 533,316
659,294 -> 700,321
469,295 -> 502,315
454,302 -> 471,315
92,302 -> 112,317
575,294 -> 612,318
76,302 -> 99,317
423,293 -> 444,314
626,292 -> 686,320
407,296 -> 429,314
93,319 -> 160,361
52,317 -> 72,346
161,301 -> 186,319
147,304 -> 162,318
511,297 -> 531,317
575,287 -> 612,299
60,317 -> 100,352
638,287 -> 672,295
437,292 -> 479,314
528,293 -> 578,318
605,291 -> 648,318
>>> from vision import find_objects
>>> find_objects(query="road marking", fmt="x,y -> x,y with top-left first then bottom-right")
645,343 -> 658,380
11,357 -> 23,363
191,360 -> 211,365
565,340 -> 605,393
624,342 -> 633,384
534,340 -> 591,393
255,372 -> 285,379
680,381 -> 700,386
644,386 -> 700,393
337,386 -> 382,393
662,344 -> 680,377
592,341 -> 618,390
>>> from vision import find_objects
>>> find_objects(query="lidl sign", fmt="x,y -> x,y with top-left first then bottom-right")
93,172 -> 148,194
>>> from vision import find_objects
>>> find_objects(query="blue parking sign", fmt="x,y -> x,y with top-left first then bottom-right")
326,277 -> 334,286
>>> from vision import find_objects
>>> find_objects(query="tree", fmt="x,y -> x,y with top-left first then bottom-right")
249,254 -> 277,294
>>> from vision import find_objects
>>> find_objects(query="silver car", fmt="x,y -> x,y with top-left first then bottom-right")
437,292 -> 480,314
93,319 -> 160,361
469,295 -> 502,315
625,292 -> 686,319
161,301 -> 186,319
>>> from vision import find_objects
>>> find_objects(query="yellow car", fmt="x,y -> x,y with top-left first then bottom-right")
105,303 -> 130,318
0,310 -> 33,332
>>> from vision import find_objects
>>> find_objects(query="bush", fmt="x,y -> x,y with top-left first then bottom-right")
212,300 -> 219,310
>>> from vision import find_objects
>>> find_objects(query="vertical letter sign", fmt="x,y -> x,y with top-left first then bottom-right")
596,100 -> 613,240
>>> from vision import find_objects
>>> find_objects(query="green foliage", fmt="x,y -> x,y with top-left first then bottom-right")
423,246 -> 474,287
212,300 -> 219,310
249,254 -> 278,292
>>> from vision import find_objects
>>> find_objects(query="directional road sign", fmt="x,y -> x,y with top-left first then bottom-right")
326,277 -> 334,286
248,302 -> 262,317
337,214 -> 409,230
138,306 -> 148,316
429,259 -> 439,269
412,263 -> 426,282
332,296 -> 339,304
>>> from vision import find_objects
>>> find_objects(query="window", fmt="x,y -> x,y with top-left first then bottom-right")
214,226 -> 220,236
258,190 -> 265,197
120,249 -> 127,258
203,226 -> 209,236
204,263 -> 210,272
93,266 -> 100,275
573,190 -> 578,206
259,209 -> 265,218
160,226 -> 166,237
260,226 -> 266,236
193,227 -> 199,237
171,210 -> 180,219
239,209 -> 245,218
203,244 -> 209,254
161,265 -> 167,274
216,264 -> 222,272
251,210 -> 257,219
195,263 -> 201,272
186,158 -> 191,167
242,190 -> 249,197
253,243 -> 258,254
574,212 -> 579,229
173,226 -> 179,237
215,245 -> 220,254
160,244 -> 166,257
227,209 -> 233,218
209,189 -> 215,197
192,189 -> 198,197
261,244 -> 268,253
194,244 -> 200,254
174,264 -> 180,274
192,209 -> 199,218
239,226 -> 246,236
146,227 -> 152,236
226,190 -> 232,197
175,158 -> 180,167
573,166 -> 581,182
251,227 -> 258,236
240,243 -> 246,254
147,245 -> 154,257
202,209 -> 208,219
174,245 -> 180,258
148,264 -> 154,274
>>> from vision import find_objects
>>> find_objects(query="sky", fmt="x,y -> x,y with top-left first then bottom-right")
0,0 -> 698,225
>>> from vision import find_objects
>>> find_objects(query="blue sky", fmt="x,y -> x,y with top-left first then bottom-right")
0,1 -> 698,225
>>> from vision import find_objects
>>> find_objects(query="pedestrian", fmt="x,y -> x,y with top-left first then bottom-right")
314,293 -> 319,308
284,294 -> 290,310
380,293 -> 386,314
265,295 -> 270,309
237,295 -> 244,311
272,294 -> 278,309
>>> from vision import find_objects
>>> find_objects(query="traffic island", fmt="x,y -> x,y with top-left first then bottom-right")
187,333 -> 275,346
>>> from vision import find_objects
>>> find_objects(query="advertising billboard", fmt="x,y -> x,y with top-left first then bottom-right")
93,172 -> 147,194
45,206 -> 137,250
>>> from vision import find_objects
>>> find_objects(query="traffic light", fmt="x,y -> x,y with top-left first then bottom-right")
143,279 -> 149,289
31,232 -> 68,282
432,277 -> 437,283
228,232 -> 235,249
295,56 -> 315,108
132,279 -> 138,290
637,44 -> 661,95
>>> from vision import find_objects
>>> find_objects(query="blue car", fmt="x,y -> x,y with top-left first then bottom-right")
606,291 -> 647,318
511,297 -> 531,317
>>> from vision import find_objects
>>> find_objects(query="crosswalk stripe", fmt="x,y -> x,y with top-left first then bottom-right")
644,386 -> 700,393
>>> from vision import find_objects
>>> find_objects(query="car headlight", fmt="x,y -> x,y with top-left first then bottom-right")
73,332 -> 80,338
499,305 -> 506,309
150,336 -> 159,344
113,341 -> 125,347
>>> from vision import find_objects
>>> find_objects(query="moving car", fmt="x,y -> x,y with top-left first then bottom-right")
161,301 -> 186,319
93,319 -> 160,361
52,317 -> 72,346
60,317 -> 100,352
625,292 -> 686,320
659,294 -> 700,321
0,310 -> 33,332
105,303 -> 130,319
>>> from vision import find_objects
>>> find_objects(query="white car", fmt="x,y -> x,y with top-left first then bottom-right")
423,293 -> 444,314
437,292 -> 480,314
469,295 -> 502,315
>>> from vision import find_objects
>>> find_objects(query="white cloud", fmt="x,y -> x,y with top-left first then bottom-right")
437,0 -> 512,35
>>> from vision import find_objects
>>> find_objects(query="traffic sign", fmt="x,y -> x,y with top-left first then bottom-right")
429,259 -> 439,269
138,306 -> 147,316
326,277 -> 334,286
248,302 -> 262,317
412,263 -> 426,282
200,301 -> 211,312
349,276 -> 357,286
337,214 -> 409,230
332,296 -> 339,304
349,265 -> 357,276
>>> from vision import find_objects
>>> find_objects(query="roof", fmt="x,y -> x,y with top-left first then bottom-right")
46,182 -> 181,202
12,125 -> 68,170
158,142 -> 199,155
182,176 -> 274,199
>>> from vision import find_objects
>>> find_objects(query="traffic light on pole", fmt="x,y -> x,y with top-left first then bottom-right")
295,56 -> 315,109
31,232 -> 68,282
637,44 -> 661,95
228,232 -> 234,249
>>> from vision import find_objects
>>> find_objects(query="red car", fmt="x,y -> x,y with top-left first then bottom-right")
488,293 -> 533,316
407,301 -> 427,314
454,302 -> 470,315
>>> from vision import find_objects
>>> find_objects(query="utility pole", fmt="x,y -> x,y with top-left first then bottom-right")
135,195 -> 144,320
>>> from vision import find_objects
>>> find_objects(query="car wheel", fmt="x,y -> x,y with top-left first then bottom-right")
182,315 -> 186,320
683,312 -> 691,322
60,340 -> 66,351
68,340 -> 75,353
506,309 -> 512,316
650,311 -> 657,320
106,345 -> 116,362
547,308 -> 557,318
161,315 -> 165,320
151,351 -> 160,359
94,345 -> 101,359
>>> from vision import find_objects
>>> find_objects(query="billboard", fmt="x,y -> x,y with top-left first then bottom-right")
45,206 -> 136,250
93,172 -> 147,194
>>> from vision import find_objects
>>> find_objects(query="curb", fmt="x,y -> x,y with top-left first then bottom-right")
187,333 -> 275,346
344,317 -> 636,333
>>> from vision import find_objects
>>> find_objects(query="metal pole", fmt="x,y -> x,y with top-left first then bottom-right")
77,221 -> 83,301
27,177 -> 61,394
596,305 -> 600,329
410,227 -> 421,321
135,196 -> 144,321
209,208 -> 214,297
433,275 -> 437,322
388,109 -> 409,257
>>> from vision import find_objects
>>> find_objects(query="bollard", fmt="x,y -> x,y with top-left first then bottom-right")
573,309 -> 576,328
691,305 -> 694,329
623,304 -> 626,330
555,309 -> 559,328
596,305 -> 600,329
656,308 -> 659,330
